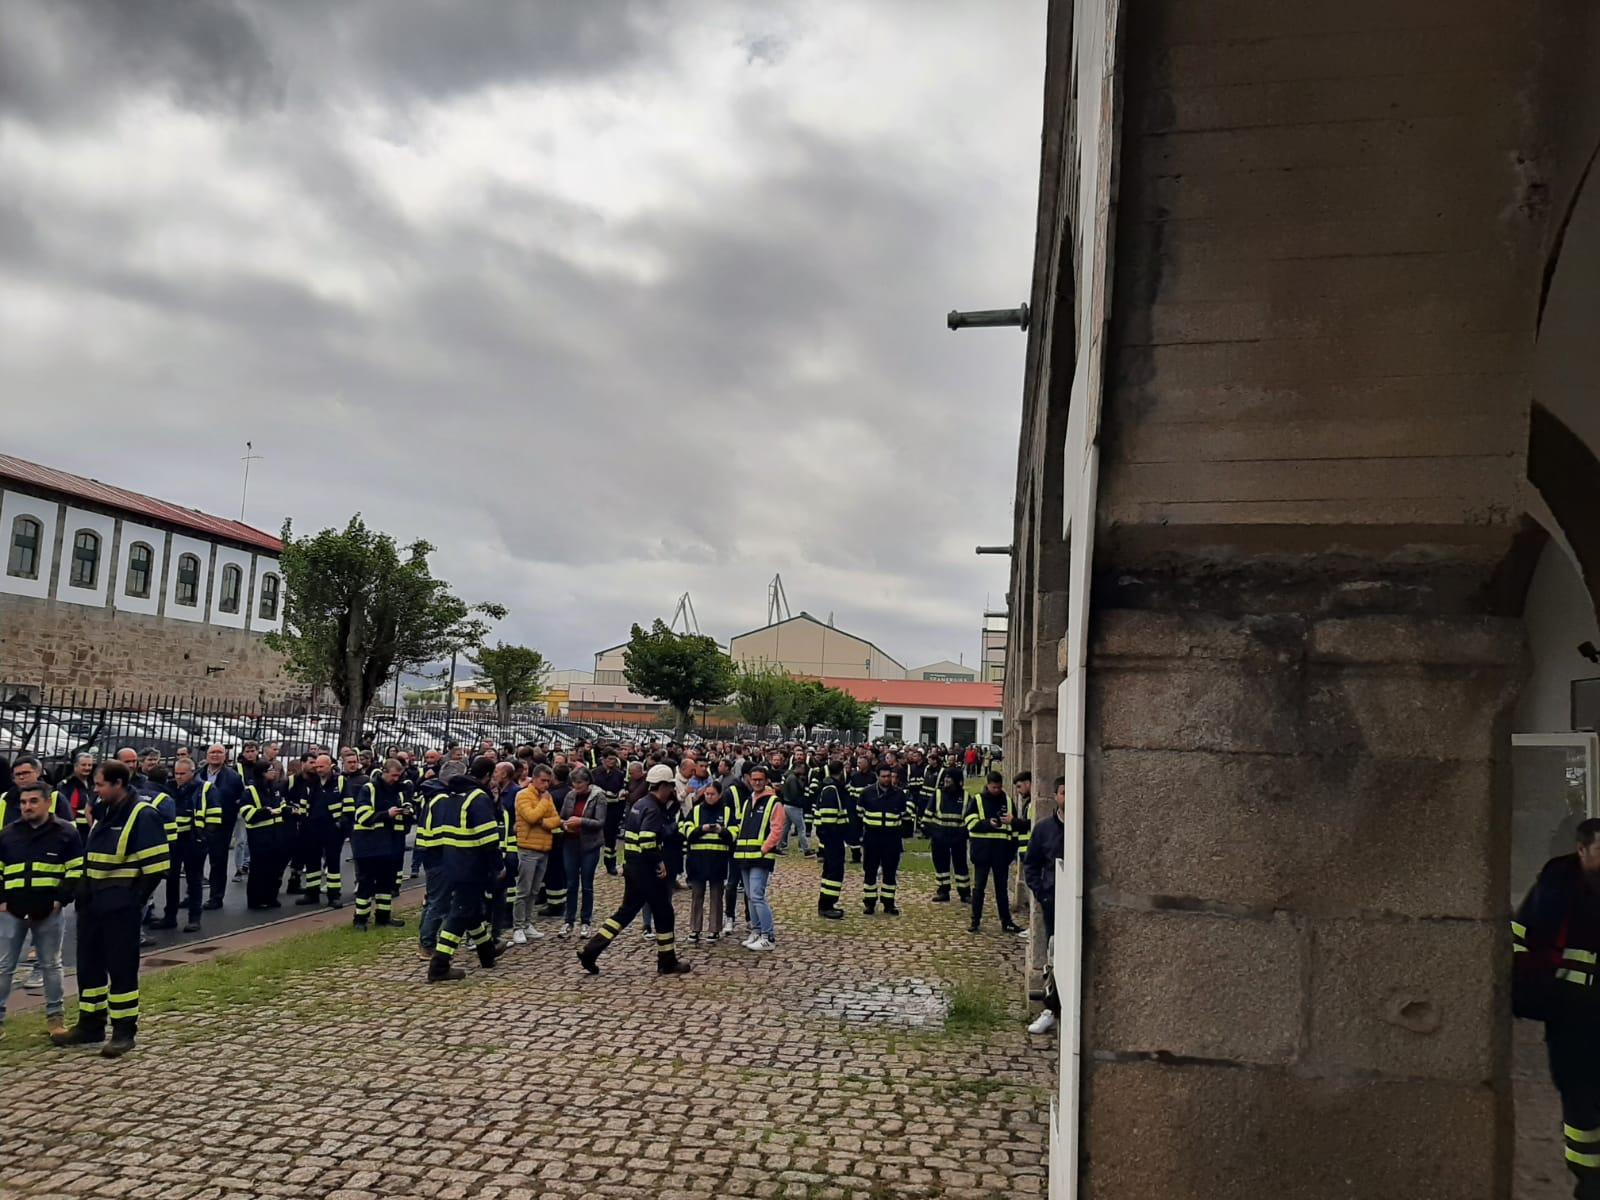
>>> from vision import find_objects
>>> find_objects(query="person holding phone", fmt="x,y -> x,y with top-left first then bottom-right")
681,780 -> 734,942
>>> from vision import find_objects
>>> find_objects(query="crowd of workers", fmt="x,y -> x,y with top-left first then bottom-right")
0,734 -> 1066,1056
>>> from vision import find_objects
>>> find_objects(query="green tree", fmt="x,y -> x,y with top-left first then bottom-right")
266,515 -> 505,747
468,642 -> 551,723
734,666 -> 791,729
623,619 -> 736,735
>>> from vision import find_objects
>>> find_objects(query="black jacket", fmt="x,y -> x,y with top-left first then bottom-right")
0,816 -> 83,920
1024,812 -> 1065,901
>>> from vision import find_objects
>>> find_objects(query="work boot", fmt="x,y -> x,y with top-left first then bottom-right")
182,921 -> 201,933
327,898 -> 344,910
427,953 -> 465,982
154,912 -> 179,929
294,892 -> 320,906
819,906 -> 844,921
377,915 -> 406,928
285,874 -> 303,895
352,916 -> 369,931
850,847 -> 862,863
53,1019 -> 105,1047
577,933 -> 607,974
477,940 -> 499,969
203,897 -> 224,910
932,886 -> 951,903
657,954 -> 692,976
883,901 -> 901,916
45,1014 -> 66,1039
957,888 -> 972,904
863,900 -> 876,915
100,1023 -> 137,1059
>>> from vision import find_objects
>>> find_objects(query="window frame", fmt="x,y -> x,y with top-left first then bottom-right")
124,540 -> 154,599
257,572 -> 280,620
7,514 -> 42,580
69,529 -> 100,590
218,563 -> 243,614
174,553 -> 201,607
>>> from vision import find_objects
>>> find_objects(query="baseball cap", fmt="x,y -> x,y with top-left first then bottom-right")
646,764 -> 675,785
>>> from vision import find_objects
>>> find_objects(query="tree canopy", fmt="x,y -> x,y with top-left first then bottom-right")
469,642 -> 551,723
265,515 -> 504,746
730,669 -> 876,736
623,619 -> 736,733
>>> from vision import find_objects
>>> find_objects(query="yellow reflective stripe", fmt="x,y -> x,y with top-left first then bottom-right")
1567,1125 -> 1600,1145
1568,1147 -> 1600,1169
1567,948 -> 1599,963
1510,921 -> 1528,938
1557,968 -> 1592,985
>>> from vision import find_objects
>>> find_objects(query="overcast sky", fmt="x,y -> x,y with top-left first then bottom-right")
0,0 -> 1044,672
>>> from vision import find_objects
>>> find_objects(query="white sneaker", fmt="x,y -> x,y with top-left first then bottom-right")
741,933 -> 762,949
22,969 -> 44,991
559,924 -> 572,938
751,937 -> 775,952
579,924 -> 591,938
721,918 -> 735,936
1028,1010 -> 1058,1035
512,928 -> 527,945
526,925 -> 545,940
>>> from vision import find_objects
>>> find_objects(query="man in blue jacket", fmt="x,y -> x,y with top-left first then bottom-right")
196,744 -> 243,909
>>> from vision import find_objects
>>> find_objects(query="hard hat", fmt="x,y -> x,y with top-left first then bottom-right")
646,764 -> 675,785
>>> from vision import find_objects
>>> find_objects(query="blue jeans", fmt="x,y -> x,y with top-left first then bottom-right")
742,865 -> 774,941
563,843 -> 601,926
419,867 -> 447,951
0,909 -> 65,1020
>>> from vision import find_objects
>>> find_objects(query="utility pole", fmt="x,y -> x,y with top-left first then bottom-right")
239,441 -> 264,523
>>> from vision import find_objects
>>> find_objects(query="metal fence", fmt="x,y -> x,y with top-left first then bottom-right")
0,686 -> 661,773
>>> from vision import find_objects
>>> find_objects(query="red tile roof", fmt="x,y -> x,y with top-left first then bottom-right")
818,677 -> 1002,709
0,454 -> 281,553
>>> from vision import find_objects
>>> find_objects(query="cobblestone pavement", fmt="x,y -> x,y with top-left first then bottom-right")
1515,1017 -> 1565,1200
2,850 -> 1053,1200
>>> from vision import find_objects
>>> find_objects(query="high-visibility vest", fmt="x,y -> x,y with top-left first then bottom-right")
734,794 -> 780,865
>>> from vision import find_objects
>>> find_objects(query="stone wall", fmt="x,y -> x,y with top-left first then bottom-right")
0,592 -> 299,704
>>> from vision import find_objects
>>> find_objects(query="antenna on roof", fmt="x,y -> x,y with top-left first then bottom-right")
239,440 -> 264,523
767,573 -> 792,626
669,591 -> 700,636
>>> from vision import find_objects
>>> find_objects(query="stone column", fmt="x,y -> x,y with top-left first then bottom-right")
1079,605 -> 1522,1198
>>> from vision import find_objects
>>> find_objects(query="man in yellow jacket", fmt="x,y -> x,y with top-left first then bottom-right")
512,765 -> 561,943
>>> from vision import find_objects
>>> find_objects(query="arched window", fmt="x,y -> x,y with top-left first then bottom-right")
174,553 -> 201,607
7,515 -> 41,579
219,563 -> 242,613
124,541 -> 154,598
258,572 -> 280,620
69,529 -> 100,589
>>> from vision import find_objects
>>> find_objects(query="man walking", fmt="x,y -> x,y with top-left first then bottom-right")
426,758 -> 503,982
55,762 -> 168,1057
0,781 -> 81,1041
780,755 -> 813,857
577,764 -> 691,976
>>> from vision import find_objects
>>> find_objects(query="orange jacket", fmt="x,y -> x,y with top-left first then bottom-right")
514,787 -> 562,852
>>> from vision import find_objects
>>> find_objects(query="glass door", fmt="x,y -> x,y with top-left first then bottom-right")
1510,733 -> 1599,903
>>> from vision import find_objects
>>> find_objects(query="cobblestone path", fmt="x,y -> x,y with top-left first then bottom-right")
3,851 -> 1052,1200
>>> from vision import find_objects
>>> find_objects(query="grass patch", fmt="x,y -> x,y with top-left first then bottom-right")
944,975 -> 1010,1035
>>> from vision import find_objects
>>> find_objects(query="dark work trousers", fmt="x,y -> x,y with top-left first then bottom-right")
541,835 -> 568,912
162,836 -> 192,920
930,833 -> 970,893
246,843 -> 286,908
435,881 -> 492,961
353,853 -> 401,923
969,851 -> 1014,929
817,828 -> 846,910
76,902 -> 143,1036
1549,1022 -> 1600,1199
861,833 -> 902,908
178,838 -> 206,921
297,823 -> 345,899
602,803 -> 626,873
583,860 -> 678,968
206,807 -> 238,900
